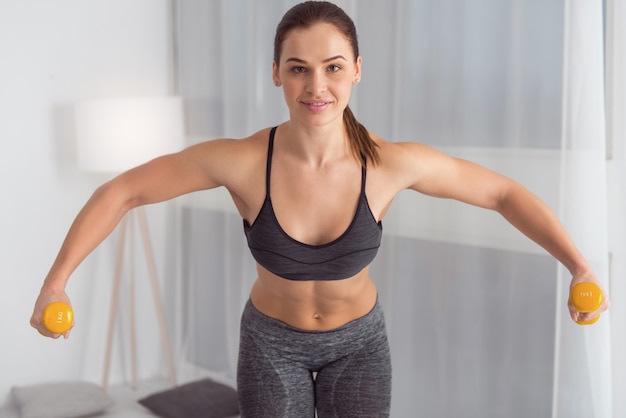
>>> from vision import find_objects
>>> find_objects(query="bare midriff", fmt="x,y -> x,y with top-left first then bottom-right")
249,264 -> 378,331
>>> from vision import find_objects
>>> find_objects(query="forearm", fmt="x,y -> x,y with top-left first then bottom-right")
42,179 -> 132,291
497,183 -> 591,278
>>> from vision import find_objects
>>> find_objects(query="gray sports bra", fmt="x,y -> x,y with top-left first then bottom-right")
243,127 -> 382,281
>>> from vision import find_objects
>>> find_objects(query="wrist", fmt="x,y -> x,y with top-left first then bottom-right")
42,274 -> 68,293
567,263 -> 596,283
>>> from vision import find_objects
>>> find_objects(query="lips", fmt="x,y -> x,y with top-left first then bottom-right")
301,100 -> 332,113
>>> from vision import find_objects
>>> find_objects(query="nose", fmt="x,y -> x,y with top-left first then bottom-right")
307,70 -> 327,95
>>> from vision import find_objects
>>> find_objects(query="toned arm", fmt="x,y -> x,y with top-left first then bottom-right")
32,136 -> 258,337
385,141 -> 609,323
44,139 -> 240,287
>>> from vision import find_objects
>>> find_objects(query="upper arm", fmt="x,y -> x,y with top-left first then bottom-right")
109,138 -> 249,209
394,142 -> 514,210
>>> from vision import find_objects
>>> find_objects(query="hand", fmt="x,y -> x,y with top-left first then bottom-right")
567,273 -> 610,324
30,287 -> 73,339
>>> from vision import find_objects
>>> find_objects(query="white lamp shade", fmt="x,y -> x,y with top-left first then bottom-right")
75,97 -> 185,173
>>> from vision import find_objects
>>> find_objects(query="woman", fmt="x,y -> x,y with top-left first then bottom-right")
31,2 -> 609,417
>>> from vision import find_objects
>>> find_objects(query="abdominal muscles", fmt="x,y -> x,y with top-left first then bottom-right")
249,264 -> 378,330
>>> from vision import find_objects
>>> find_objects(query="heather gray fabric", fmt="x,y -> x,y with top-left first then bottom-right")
243,126 -> 383,281
237,299 -> 392,418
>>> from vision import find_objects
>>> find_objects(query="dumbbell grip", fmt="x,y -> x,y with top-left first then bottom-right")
42,302 -> 74,334
569,282 -> 603,325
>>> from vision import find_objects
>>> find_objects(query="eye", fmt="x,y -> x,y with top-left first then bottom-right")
327,64 -> 342,72
290,66 -> 307,74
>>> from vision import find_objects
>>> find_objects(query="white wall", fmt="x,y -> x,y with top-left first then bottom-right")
0,0 -> 175,405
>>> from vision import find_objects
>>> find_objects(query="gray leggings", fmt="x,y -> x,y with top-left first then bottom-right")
237,299 -> 392,418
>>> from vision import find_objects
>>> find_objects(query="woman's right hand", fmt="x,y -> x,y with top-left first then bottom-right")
30,286 -> 73,339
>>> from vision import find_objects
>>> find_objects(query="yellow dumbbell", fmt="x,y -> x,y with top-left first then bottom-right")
569,282 -> 603,325
42,302 -> 74,334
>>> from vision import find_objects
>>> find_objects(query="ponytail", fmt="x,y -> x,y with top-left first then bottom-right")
343,105 -> 380,167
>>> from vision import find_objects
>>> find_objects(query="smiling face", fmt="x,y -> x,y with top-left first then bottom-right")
273,22 -> 362,128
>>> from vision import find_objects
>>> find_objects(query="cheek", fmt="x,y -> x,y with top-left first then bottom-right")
335,81 -> 354,99
281,80 -> 300,98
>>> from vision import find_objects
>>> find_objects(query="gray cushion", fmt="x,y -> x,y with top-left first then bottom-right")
12,381 -> 114,418
138,378 -> 239,418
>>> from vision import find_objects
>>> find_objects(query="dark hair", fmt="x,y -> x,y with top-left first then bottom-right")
274,1 -> 380,166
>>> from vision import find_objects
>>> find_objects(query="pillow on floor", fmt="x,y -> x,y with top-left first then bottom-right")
12,381 -> 114,418
138,378 -> 239,418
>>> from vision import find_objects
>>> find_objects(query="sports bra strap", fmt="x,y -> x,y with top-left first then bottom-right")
360,155 -> 367,197
266,126 -> 277,195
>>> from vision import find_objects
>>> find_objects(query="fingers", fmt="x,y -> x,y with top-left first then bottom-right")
34,323 -> 71,339
33,318 -> 74,339
576,311 -> 600,325
34,324 -> 62,339
568,298 -> 609,325
569,308 -> 579,323
30,317 -> 47,336
567,298 -> 582,322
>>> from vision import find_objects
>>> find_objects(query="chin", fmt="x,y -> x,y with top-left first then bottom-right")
293,110 -> 343,128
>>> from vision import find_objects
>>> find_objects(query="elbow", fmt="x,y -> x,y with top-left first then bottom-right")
492,179 -> 521,215
92,177 -> 139,216
493,180 -> 541,222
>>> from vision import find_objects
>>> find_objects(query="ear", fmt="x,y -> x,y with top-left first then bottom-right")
353,55 -> 363,84
272,61 -> 282,87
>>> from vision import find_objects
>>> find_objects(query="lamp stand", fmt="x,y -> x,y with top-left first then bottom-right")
101,206 -> 176,391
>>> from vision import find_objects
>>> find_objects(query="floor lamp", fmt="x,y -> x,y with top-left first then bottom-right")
75,97 -> 184,391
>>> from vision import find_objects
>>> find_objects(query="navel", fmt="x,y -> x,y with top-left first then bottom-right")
312,312 -> 322,320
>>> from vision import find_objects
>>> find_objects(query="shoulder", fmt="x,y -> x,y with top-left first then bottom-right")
178,127 -> 274,189
189,127 -> 273,167
368,131 -> 514,203
367,131 -> 490,199
191,127 -> 272,156
368,132 -> 449,184
371,132 -> 443,159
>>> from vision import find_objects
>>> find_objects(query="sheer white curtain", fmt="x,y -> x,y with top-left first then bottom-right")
606,0 -> 626,416
173,1 -> 616,416
552,1 -> 611,417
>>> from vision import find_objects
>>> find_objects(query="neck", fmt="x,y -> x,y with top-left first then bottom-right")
280,119 -> 351,167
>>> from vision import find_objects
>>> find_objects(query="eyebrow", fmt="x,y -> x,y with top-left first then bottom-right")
285,55 -> 348,64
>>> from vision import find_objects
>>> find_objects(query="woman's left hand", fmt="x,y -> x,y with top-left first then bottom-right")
567,273 -> 610,324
